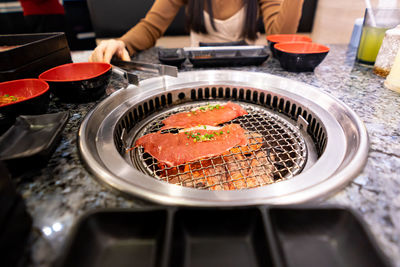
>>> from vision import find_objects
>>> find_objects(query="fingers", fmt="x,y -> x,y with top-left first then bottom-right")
89,42 -> 106,62
120,48 -> 131,61
89,39 -> 129,63
103,43 -> 117,64
89,40 -> 108,62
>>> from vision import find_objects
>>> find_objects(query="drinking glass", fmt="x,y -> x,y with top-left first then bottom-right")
356,8 -> 400,66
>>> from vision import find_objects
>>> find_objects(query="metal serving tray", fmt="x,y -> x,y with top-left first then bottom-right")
56,206 -> 390,267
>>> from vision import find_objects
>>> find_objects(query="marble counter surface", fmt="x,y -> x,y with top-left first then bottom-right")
14,45 -> 400,267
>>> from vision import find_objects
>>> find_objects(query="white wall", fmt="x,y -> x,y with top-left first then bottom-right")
310,0 -> 393,44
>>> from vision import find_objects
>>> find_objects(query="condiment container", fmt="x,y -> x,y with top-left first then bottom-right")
384,46 -> 400,92
374,25 -> 400,77
349,18 -> 364,48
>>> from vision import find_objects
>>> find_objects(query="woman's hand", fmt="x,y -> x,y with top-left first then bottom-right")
89,39 -> 131,63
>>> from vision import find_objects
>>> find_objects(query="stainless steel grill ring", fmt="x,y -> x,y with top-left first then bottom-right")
78,70 -> 369,206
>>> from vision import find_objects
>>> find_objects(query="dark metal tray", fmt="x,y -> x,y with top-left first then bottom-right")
184,46 -> 269,68
0,111 -> 69,175
0,33 -> 72,81
56,206 -> 390,267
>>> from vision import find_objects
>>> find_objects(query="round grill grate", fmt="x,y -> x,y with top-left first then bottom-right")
130,101 -> 308,190
79,70 -> 369,205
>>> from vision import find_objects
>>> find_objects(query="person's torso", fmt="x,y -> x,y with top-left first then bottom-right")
190,6 -> 248,46
206,0 -> 244,20
190,0 -> 265,46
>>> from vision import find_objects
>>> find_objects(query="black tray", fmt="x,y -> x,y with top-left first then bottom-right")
0,33 -> 72,82
0,111 -> 69,174
0,32 -> 69,70
0,46 -> 72,82
158,48 -> 186,68
269,207 -> 389,267
199,40 -> 248,47
0,161 -> 18,225
0,161 -> 32,267
0,195 -> 32,267
185,46 -> 269,68
57,206 -> 390,267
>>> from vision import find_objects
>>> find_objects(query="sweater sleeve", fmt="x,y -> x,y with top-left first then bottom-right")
119,0 -> 186,55
259,0 -> 304,35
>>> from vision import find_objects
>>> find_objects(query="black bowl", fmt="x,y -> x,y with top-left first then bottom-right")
266,34 -> 312,58
275,42 -> 330,72
39,62 -> 112,103
158,48 -> 186,67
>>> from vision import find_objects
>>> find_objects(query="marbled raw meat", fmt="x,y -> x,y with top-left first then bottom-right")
161,101 -> 247,129
135,124 -> 247,167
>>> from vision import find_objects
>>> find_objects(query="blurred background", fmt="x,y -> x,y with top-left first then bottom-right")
0,0 -> 394,50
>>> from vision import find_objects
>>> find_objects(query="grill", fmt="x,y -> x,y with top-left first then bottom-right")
128,101 -> 308,190
79,70 -> 368,206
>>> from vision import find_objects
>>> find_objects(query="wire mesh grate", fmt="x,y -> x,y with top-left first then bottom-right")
131,102 -> 307,190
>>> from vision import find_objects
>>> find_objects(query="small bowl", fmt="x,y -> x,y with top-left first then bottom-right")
266,34 -> 312,58
158,48 -> 186,67
0,79 -> 50,134
274,42 -> 330,72
39,62 -> 112,103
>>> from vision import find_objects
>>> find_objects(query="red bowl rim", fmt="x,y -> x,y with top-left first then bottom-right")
38,62 -> 112,82
266,34 -> 312,43
274,42 -> 330,54
0,78 -> 49,108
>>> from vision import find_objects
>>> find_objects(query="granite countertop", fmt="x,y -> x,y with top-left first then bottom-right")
13,44 -> 400,267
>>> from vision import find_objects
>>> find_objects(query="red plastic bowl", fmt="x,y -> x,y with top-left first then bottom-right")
274,42 -> 330,54
274,42 -> 330,72
266,34 -> 312,58
0,79 -> 50,134
0,79 -> 49,108
39,62 -> 112,102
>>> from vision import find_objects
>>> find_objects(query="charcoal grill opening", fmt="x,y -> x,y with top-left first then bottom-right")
79,70 -> 368,206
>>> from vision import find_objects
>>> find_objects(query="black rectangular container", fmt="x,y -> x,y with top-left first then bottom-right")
0,112 -> 69,176
0,195 -> 32,267
169,208 -> 274,267
184,46 -> 269,68
58,209 -> 169,267
0,161 -> 32,267
0,33 -> 72,82
57,206 -> 391,267
268,207 -> 390,267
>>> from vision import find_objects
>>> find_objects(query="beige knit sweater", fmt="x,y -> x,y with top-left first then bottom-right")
120,0 -> 304,55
